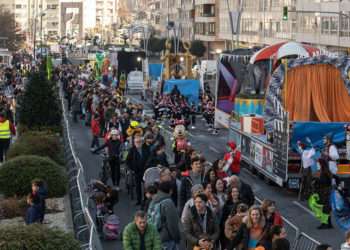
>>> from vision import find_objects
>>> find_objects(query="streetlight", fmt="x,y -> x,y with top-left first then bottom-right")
180,56 -> 184,62
137,57 -> 142,62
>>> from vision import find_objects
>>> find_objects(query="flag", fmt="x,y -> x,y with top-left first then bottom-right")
46,55 -> 53,80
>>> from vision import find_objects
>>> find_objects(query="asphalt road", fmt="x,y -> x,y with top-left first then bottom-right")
67,93 -> 344,250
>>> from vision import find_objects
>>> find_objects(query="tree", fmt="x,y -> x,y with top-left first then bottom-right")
0,8 -> 25,51
190,40 -> 206,58
18,72 -> 61,130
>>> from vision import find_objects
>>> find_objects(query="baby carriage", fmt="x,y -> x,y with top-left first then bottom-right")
102,214 -> 120,240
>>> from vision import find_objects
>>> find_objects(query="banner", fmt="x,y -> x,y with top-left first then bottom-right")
163,79 -> 200,105
229,11 -> 241,34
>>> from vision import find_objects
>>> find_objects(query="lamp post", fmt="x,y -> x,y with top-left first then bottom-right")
40,12 -> 46,53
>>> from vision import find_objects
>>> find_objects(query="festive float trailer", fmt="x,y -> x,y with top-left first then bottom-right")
228,55 -> 350,189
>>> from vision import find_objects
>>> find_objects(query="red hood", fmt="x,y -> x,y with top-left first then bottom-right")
181,170 -> 190,177
227,141 -> 236,151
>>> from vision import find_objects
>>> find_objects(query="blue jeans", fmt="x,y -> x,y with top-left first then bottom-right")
162,241 -> 178,250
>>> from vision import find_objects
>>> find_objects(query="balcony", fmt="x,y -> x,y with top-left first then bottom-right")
195,0 -> 215,5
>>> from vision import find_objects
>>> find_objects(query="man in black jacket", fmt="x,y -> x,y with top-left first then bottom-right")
179,157 -> 204,211
93,129 -> 122,189
126,134 -> 151,205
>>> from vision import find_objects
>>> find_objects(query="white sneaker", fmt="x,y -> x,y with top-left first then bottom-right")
208,127 -> 213,131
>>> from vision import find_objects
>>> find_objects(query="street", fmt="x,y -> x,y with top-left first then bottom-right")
67,93 -> 344,249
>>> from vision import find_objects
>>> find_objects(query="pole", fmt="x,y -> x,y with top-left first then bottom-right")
33,21 -> 36,60
225,0 -> 235,49
40,13 -> 43,51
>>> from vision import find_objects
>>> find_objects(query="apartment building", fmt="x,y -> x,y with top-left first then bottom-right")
194,0 -> 225,57
217,0 -> 350,52
295,0 -> 350,52
0,0 -> 61,43
218,0 -> 297,49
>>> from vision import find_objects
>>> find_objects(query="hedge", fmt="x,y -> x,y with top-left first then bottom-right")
7,131 -> 63,165
0,224 -> 80,250
0,155 -> 67,198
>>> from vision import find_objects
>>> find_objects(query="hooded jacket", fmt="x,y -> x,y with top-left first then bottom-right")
180,170 -> 204,211
148,190 -> 181,243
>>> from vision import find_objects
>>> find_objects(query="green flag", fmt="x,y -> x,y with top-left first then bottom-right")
46,55 -> 53,80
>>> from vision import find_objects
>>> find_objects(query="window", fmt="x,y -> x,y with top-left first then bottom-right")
321,17 -> 330,34
207,22 -> 215,35
276,22 -> 281,32
16,4 -> 22,9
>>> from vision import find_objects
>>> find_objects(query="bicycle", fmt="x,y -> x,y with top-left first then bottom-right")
124,167 -> 136,200
99,152 -> 110,185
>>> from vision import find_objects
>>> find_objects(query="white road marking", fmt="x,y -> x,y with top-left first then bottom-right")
209,146 -> 220,154
293,201 -> 315,217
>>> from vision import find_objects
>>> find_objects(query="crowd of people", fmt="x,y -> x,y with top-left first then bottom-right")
58,63 -> 296,250
2,49 -> 350,250
153,85 -> 217,134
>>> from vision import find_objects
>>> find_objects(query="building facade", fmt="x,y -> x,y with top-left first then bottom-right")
194,0 -> 225,58
217,0 -> 350,52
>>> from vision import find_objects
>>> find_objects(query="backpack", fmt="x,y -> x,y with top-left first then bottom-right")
147,197 -> 171,231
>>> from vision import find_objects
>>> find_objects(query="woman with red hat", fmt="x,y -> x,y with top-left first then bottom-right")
223,141 -> 241,176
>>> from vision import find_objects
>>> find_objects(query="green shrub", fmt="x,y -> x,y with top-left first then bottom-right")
0,224 -> 80,250
0,155 -> 67,198
7,131 -> 63,164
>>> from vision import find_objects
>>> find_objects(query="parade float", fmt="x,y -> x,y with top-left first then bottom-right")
160,40 -> 200,105
219,42 -> 350,189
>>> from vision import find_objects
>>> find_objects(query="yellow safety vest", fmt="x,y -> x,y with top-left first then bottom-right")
0,120 -> 11,139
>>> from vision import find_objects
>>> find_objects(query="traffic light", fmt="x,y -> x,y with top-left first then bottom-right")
283,6 -> 288,21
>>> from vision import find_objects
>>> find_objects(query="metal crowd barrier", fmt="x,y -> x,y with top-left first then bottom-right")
293,232 -> 321,250
60,84 -> 103,250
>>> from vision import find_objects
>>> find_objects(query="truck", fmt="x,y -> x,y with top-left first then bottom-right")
228,118 -> 350,189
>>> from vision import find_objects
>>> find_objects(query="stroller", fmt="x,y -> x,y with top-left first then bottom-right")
102,214 -> 120,240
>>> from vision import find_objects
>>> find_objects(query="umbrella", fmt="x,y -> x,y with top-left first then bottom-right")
249,41 -> 319,64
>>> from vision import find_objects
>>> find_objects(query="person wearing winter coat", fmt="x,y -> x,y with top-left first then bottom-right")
71,89 -> 81,123
147,181 -> 181,249
182,193 -> 220,250
93,129 -> 122,188
90,113 -> 101,150
227,206 -> 268,250
180,157 -> 204,211
126,134 -> 152,205
25,193 -> 42,225
261,200 -> 283,230
223,141 -> 241,175
227,175 -> 255,207
146,144 -> 169,169
31,179 -> 48,223
123,211 -> 161,250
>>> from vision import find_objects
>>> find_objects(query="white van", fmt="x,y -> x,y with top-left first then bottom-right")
127,70 -> 144,93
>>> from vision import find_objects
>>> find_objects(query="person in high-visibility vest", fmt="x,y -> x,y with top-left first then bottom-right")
0,112 -> 16,163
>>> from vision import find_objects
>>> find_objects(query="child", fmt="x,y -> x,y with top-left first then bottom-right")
104,187 -> 119,214
25,193 -> 42,225
32,179 -> 47,223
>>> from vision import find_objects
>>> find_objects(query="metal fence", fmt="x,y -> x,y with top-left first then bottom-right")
60,85 -> 103,250
255,198 -> 320,250
293,232 -> 321,250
